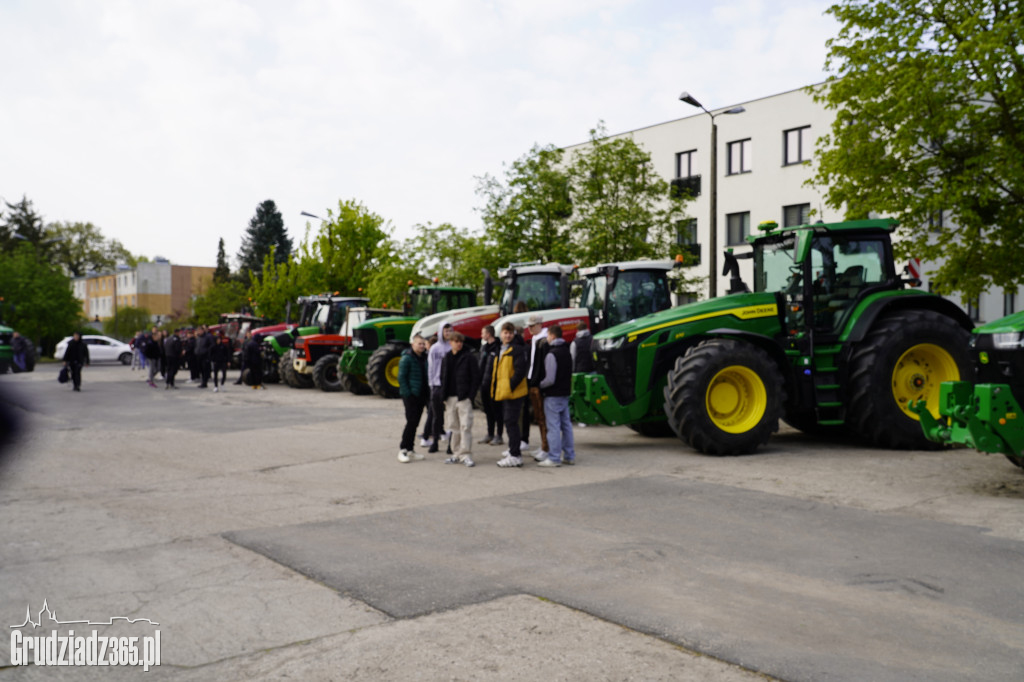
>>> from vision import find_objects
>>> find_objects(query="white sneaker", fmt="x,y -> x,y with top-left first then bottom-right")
464,456 -> 475,468
397,450 -> 411,463
520,441 -> 531,451
410,451 -> 424,461
496,454 -> 523,468
532,449 -> 549,462
536,458 -> 560,468
213,387 -> 219,393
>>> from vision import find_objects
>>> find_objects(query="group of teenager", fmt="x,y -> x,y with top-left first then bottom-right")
397,314 -> 593,469
131,327 -> 264,391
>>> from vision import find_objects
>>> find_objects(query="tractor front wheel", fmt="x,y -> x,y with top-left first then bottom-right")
340,371 -> 373,395
663,339 -> 784,455
279,354 -> 297,388
628,420 -> 676,438
847,309 -> 971,450
366,344 -> 404,399
312,353 -> 342,392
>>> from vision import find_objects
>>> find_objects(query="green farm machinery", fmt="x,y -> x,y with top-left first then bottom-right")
913,311 -> 1024,468
571,219 -> 974,454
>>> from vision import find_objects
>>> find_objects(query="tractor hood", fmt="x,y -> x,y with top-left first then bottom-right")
492,308 -> 589,343
972,310 -> 1024,336
412,305 -> 500,341
593,292 -> 781,345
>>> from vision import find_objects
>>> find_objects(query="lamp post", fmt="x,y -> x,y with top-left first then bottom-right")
679,92 -> 745,298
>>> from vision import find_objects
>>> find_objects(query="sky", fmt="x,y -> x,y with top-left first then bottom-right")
0,0 -> 839,267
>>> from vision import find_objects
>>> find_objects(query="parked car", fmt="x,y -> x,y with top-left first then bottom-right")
53,335 -> 133,365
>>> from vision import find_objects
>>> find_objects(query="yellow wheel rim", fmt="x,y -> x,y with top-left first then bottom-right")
705,365 -> 767,433
892,343 -> 960,420
385,357 -> 401,387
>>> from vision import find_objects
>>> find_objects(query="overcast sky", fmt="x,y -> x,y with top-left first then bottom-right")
0,0 -> 839,267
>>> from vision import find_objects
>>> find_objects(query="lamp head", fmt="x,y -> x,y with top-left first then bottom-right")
678,91 -> 702,108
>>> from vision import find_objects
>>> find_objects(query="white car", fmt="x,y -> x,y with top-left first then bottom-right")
54,335 -> 134,365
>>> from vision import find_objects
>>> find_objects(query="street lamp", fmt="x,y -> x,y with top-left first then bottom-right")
300,211 -> 324,221
679,92 -> 745,298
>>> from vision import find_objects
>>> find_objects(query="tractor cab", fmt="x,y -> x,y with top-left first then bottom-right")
579,261 -> 675,332
404,285 -> 477,318
752,220 -> 900,337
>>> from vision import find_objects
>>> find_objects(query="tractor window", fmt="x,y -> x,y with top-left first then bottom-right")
409,292 -> 433,319
580,276 -> 607,315
755,236 -> 797,294
810,236 -> 888,330
606,270 -> 672,327
502,273 -> 561,312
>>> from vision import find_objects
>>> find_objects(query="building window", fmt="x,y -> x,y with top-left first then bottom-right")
783,126 -> 811,165
929,210 -> 945,233
727,212 -> 750,245
783,203 -> 811,227
676,219 -> 701,265
676,149 -> 697,178
1005,291 -> 1016,317
967,298 -> 981,322
727,139 -> 751,175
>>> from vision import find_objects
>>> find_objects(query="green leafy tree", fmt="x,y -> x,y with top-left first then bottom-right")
405,222 -> 500,291
237,200 -> 292,279
102,306 -> 153,341
190,279 -> 249,325
477,144 -> 574,265
213,238 -> 231,284
365,238 -> 425,309
0,242 -> 83,355
566,123 -> 691,265
46,221 -> 135,277
812,0 -> 1024,301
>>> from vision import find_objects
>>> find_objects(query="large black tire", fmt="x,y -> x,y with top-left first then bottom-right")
279,353 -> 298,388
847,309 -> 971,450
628,420 -> 676,437
312,353 -> 342,392
293,368 -> 315,389
663,338 -> 784,455
367,344 -> 404,399
340,371 -> 373,395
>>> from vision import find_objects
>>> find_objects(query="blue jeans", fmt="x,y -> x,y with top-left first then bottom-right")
543,396 -> 574,462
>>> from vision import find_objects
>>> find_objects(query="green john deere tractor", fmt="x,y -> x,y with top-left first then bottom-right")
912,310 -> 1024,468
338,284 -> 477,398
571,218 -> 974,454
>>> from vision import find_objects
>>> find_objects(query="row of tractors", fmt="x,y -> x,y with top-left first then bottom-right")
238,218 -> 1023,470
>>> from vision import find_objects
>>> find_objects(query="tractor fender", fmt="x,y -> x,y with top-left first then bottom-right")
842,293 -> 974,344
648,328 -> 793,396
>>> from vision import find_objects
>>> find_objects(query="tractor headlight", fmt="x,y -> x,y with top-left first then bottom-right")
351,337 -> 364,348
595,336 -> 625,352
992,332 -> 1024,349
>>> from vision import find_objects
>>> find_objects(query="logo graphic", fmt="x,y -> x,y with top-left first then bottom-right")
9,600 -> 161,671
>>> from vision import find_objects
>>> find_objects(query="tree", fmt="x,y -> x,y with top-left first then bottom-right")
0,242 -> 83,356
1,196 -> 47,255
405,222 -> 500,291
477,144 -> 574,265
237,200 -> 292,279
102,306 -> 153,341
45,221 -> 134,277
566,123 -> 691,264
214,238 -> 231,284
812,0 -> 1024,301
190,280 -> 249,325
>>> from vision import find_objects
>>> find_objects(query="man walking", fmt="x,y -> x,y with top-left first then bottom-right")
524,314 -> 550,461
62,331 -> 90,392
491,322 -> 529,468
425,321 -> 452,453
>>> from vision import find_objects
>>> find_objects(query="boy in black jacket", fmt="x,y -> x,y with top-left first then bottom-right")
439,332 -> 481,467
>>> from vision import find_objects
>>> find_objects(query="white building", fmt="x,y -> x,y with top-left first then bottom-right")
567,83 -> 1020,324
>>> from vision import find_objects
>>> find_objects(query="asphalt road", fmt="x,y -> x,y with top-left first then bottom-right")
2,364 -> 1023,681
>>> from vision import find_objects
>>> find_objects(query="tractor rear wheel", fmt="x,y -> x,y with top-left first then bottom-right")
663,338 -> 784,455
847,309 -> 971,449
312,353 -> 342,392
367,344 -> 404,399
340,371 -> 373,395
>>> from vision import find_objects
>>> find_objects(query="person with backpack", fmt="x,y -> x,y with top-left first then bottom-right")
62,331 -> 90,392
